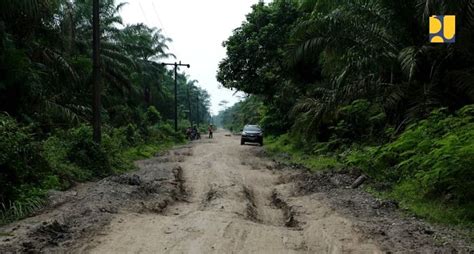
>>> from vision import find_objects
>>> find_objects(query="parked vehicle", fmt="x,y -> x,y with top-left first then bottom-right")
241,125 -> 263,146
186,126 -> 201,141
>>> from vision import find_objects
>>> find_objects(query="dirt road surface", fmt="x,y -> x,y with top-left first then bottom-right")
87,131 -> 380,254
1,130 -> 471,253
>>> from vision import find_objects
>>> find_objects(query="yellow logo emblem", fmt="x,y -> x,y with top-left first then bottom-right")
429,15 -> 455,43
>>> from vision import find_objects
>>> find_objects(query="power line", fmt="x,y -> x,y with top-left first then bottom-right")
137,1 -> 149,24
148,1 -> 182,60
151,1 -> 166,32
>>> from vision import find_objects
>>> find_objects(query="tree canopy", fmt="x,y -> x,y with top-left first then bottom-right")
218,0 -> 474,138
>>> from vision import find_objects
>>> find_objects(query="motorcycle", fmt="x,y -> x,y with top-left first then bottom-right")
187,129 -> 201,141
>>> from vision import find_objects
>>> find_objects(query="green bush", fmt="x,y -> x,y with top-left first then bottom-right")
346,105 -> 474,205
44,125 -> 131,179
330,100 -> 387,146
65,126 -> 112,176
159,123 -> 185,142
1,122 -> 133,221
42,135 -> 91,186
145,106 -> 162,126
0,114 -> 51,218
1,112 -> 185,223
109,105 -> 135,127
265,134 -> 342,171
124,123 -> 142,145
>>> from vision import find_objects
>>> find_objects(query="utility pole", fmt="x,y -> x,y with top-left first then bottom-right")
92,0 -> 101,143
186,82 -> 192,126
161,61 -> 190,132
196,92 -> 200,128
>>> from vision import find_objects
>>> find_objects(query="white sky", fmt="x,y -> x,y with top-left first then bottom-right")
118,0 -> 266,115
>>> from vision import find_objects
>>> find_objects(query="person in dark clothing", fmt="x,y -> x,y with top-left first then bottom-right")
191,126 -> 200,140
186,127 -> 192,140
208,124 -> 214,139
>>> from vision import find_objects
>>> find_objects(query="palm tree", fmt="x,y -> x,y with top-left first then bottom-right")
290,0 -> 474,137
0,0 -> 177,129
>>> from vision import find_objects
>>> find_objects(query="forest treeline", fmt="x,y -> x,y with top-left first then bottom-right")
0,0 -> 210,222
216,0 -> 473,226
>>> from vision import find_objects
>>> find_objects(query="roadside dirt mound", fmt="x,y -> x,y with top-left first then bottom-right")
292,169 -> 360,193
286,167 -> 473,253
0,147 -> 188,253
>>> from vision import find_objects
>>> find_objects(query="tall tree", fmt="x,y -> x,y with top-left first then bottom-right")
92,0 -> 101,143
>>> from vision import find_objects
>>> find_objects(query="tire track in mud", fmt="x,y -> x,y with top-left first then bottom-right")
242,185 -> 261,223
271,190 -> 300,228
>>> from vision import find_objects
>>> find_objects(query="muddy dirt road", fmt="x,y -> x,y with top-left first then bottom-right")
87,132 -> 380,254
1,130 -> 471,253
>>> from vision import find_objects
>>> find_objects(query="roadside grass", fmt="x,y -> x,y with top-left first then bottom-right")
122,141 -> 180,162
366,182 -> 474,238
389,181 -> 473,228
362,184 -> 474,231
264,135 -> 341,171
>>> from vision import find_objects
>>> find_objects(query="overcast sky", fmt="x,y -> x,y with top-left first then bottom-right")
118,0 -> 265,115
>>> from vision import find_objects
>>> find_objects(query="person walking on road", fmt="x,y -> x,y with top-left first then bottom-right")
208,124 -> 214,139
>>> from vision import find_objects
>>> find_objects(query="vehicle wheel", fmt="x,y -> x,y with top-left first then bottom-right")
241,140 -> 245,145
259,141 -> 264,146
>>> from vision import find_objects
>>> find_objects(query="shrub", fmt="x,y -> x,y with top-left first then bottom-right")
0,114 -> 51,216
108,105 -> 135,127
346,105 -> 474,204
145,106 -> 162,126
1,116 -> 183,223
330,100 -> 387,146
124,123 -> 142,145
63,126 -> 112,177
44,125 -> 130,178
42,135 -> 91,186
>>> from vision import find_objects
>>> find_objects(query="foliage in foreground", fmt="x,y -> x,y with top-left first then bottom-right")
346,105 -> 474,224
0,113 -> 184,224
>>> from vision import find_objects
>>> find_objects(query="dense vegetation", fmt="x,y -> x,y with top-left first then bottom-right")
0,0 -> 210,222
217,0 -> 474,225
214,96 -> 264,132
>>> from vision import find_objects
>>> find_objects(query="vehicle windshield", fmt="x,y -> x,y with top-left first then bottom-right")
244,126 -> 261,132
